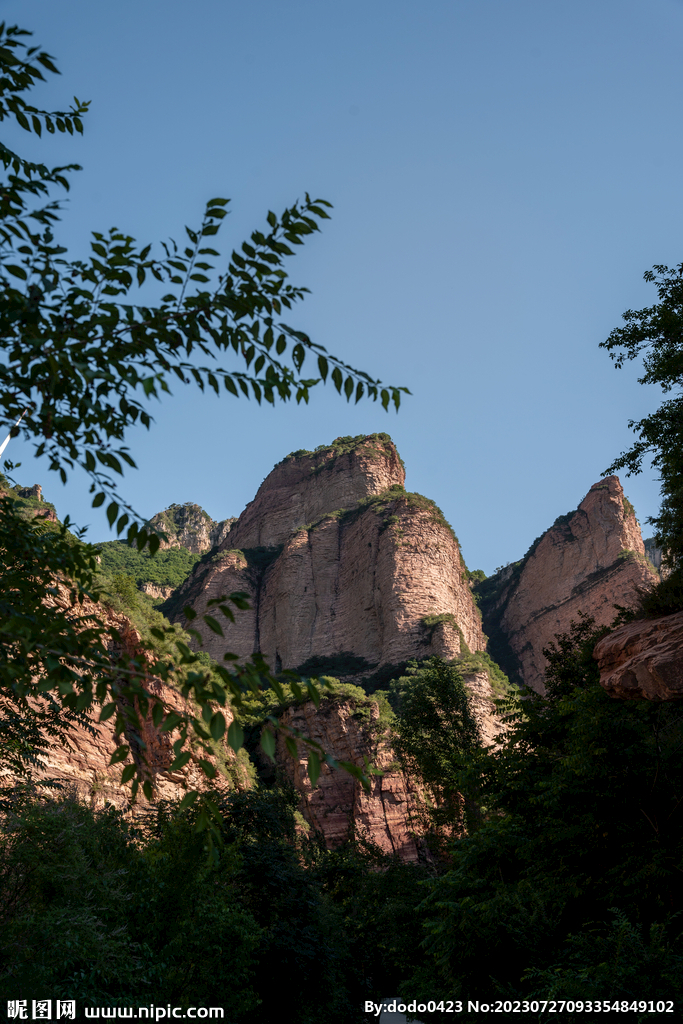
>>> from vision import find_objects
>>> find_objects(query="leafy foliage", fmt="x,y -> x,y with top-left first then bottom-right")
602,262 -> 683,607
97,539 -> 200,591
0,790 -> 430,1020
388,658 -> 482,843
402,619 -> 683,1017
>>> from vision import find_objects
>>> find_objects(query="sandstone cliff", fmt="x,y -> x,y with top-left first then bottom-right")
476,476 -> 658,693
26,599 -> 252,811
166,434 -> 485,676
593,610 -> 683,700
151,502 -> 235,555
274,669 -> 506,862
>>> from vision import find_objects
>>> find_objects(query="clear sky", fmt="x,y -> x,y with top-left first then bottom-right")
4,0 -> 683,573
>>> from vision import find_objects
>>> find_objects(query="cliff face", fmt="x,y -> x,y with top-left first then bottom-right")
150,502 -> 235,555
275,670 -> 505,862
593,610 -> 683,700
167,435 -> 485,674
29,600 -> 251,810
276,697 -> 425,863
478,476 -> 657,694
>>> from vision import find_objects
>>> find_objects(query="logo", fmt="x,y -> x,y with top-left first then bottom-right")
7,1002 -> 76,1020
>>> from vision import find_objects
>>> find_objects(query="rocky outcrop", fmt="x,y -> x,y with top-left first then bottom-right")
23,599 -> 251,810
167,435 -> 485,674
462,671 -> 509,748
275,696 -> 426,862
226,433 -> 406,551
150,502 -> 235,554
0,480 -> 58,523
275,669 -> 505,861
593,610 -> 683,700
140,582 -> 175,600
477,476 -> 658,693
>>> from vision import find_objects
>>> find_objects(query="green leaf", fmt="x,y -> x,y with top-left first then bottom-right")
5,264 -> 27,280
308,750 -> 321,787
183,605 -> 197,621
285,736 -> 298,758
210,713 -> 226,741
317,355 -> 328,381
227,720 -> 244,752
199,759 -> 217,779
169,751 -> 192,772
261,727 -> 276,762
143,781 -> 153,801
106,501 -> 119,528
178,791 -> 199,812
109,744 -> 129,766
99,703 -> 117,723
120,764 -> 136,784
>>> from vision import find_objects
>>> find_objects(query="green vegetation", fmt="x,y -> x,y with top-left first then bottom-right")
97,539 -> 201,590
0,790 -> 429,1020
401,617 -> 683,1018
602,261 -> 683,610
282,431 -> 405,471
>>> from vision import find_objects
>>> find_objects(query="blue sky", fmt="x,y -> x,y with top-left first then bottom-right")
4,0 -> 683,573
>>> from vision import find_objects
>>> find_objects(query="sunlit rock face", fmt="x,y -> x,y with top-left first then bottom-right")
477,476 -> 657,694
24,596 -> 249,810
150,503 -> 235,555
167,434 -> 485,675
594,610 -> 683,701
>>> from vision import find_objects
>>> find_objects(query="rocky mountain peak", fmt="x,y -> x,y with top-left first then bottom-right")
150,502 -> 235,555
477,474 -> 657,693
225,432 -> 406,550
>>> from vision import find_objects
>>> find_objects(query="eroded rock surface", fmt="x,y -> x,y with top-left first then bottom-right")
478,476 -> 657,693
24,601 -> 250,810
276,697 -> 426,863
593,610 -> 683,700
168,435 -> 485,673
150,502 -> 235,555
275,670 -> 505,861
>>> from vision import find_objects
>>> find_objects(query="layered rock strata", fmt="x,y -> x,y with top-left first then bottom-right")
593,610 -> 683,700
276,696 -> 426,863
275,670 -> 505,862
24,601 -> 250,810
167,435 -> 485,673
477,476 -> 657,694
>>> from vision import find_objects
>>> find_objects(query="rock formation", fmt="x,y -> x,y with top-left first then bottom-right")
165,434 -> 485,675
150,502 -> 235,555
477,476 -> 658,693
593,610 -> 683,700
274,668 -> 505,862
0,479 -> 58,522
275,695 -> 425,863
24,599 -> 251,811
